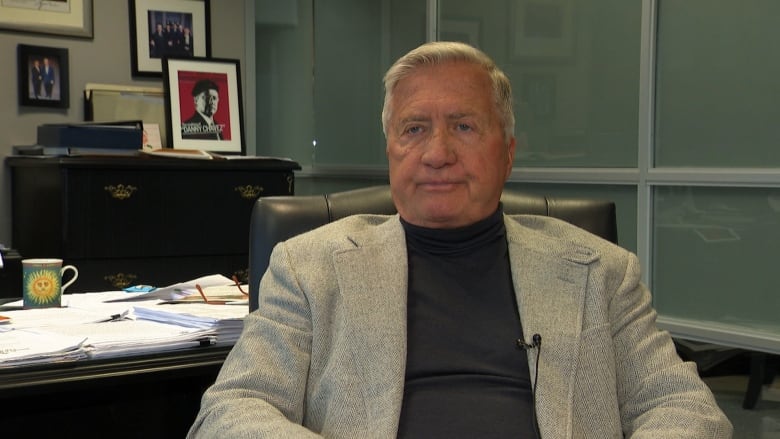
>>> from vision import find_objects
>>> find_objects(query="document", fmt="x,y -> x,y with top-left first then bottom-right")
104,274 -> 235,302
0,329 -> 88,367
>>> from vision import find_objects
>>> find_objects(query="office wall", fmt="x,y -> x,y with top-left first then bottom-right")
0,0 -> 252,247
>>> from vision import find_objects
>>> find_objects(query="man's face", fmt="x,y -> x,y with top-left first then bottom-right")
194,89 -> 219,117
386,61 -> 515,229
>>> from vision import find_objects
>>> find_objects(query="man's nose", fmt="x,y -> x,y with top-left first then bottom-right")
421,128 -> 456,167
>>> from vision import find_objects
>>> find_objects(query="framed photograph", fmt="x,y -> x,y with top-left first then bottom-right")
163,57 -> 244,154
129,0 -> 211,77
18,44 -> 69,109
0,0 -> 93,38
511,0 -> 574,59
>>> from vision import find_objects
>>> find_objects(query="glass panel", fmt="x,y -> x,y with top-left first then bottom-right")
255,0 -> 316,163
505,182 -> 637,253
653,186 -> 780,335
655,0 -> 780,167
441,0 -> 641,167
311,0 -> 427,166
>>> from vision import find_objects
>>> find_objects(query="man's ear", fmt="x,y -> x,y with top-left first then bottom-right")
505,136 -> 516,179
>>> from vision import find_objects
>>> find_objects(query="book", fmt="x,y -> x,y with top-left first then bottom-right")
36,120 -> 143,150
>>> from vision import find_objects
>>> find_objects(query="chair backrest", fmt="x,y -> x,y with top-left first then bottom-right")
248,185 -> 617,311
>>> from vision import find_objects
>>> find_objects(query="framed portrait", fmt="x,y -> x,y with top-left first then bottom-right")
0,0 -> 93,38
129,0 -> 211,77
163,57 -> 244,154
17,44 -> 69,109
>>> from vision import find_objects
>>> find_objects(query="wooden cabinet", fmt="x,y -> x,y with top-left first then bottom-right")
6,156 -> 299,292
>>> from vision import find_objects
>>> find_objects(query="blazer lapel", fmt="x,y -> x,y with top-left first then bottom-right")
506,217 -> 599,439
331,217 -> 408,434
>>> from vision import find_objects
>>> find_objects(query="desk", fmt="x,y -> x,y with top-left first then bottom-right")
0,345 -> 232,437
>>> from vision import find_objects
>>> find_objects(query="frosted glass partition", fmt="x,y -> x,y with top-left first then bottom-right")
653,186 -> 780,353
311,0 -> 427,166
441,0 -> 642,167
655,0 -> 780,167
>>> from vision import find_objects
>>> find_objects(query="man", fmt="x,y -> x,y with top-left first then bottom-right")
182,79 -> 222,140
149,22 -> 166,58
188,42 -> 731,438
42,57 -> 55,99
30,59 -> 43,99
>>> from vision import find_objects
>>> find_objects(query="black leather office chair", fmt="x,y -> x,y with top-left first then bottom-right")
248,185 -> 617,312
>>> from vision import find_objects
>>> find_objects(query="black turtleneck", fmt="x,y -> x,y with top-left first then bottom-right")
396,207 -> 537,438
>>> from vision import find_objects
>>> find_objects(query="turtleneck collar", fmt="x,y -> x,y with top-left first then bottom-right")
400,205 -> 506,256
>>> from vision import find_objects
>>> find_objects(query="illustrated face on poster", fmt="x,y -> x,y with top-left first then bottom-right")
177,71 -> 231,141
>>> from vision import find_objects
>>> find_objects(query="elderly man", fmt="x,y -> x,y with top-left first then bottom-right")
188,41 -> 731,438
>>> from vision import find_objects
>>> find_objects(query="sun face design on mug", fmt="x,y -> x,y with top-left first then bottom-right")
25,270 -> 61,304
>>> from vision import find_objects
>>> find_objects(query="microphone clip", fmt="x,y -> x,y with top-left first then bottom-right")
516,333 -> 542,350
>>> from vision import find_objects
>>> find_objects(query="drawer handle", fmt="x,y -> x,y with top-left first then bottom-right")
104,273 -> 138,289
234,184 -> 264,200
104,184 -> 138,200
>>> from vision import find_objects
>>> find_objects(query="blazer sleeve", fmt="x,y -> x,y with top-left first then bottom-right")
610,251 -> 733,438
187,241 -> 323,438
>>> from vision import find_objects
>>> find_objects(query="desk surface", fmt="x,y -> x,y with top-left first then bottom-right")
0,344 -> 232,397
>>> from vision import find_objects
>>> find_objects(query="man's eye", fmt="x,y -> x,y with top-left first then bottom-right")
405,126 -> 423,135
457,123 -> 472,132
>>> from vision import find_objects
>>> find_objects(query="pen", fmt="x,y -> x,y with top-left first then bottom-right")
97,310 -> 129,322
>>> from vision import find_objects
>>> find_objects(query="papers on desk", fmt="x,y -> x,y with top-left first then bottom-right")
104,274 -> 240,302
0,329 -> 88,367
0,279 -> 249,367
134,303 -> 244,345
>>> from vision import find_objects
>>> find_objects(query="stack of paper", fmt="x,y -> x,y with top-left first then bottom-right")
133,302 -> 246,345
0,329 -> 88,368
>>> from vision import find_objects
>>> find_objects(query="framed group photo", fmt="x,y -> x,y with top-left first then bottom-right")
129,0 -> 211,77
163,57 -> 244,154
17,44 -> 69,109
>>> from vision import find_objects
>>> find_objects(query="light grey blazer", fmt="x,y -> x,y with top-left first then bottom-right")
188,214 -> 732,438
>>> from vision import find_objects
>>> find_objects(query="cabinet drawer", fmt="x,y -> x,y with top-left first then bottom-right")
68,254 -> 249,292
64,169 -> 293,258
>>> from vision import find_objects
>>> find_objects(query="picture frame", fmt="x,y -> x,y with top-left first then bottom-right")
0,0 -> 93,38
163,57 -> 244,154
511,0 -> 574,59
129,0 -> 211,77
18,44 -> 70,109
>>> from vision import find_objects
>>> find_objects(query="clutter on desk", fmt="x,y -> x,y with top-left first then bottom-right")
105,274 -> 242,302
0,276 -> 249,368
